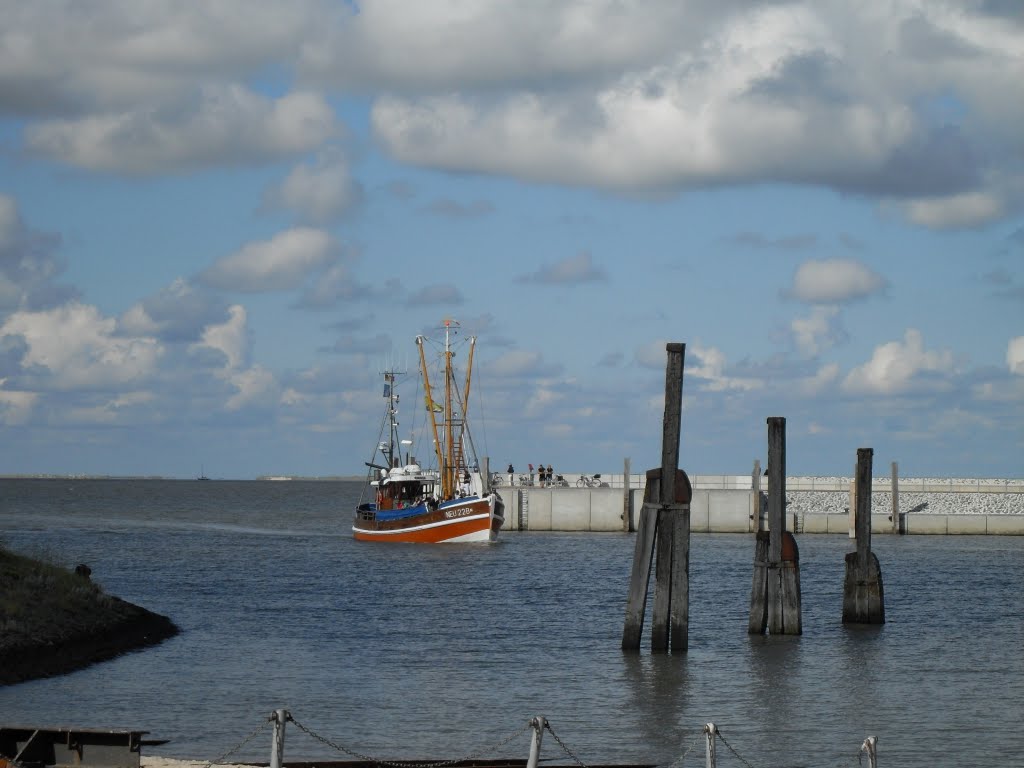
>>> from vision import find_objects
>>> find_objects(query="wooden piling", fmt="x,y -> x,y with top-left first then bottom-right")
622,469 -> 660,651
891,461 -> 900,534
843,448 -> 885,624
622,457 -> 632,532
751,460 -> 762,532
622,343 -> 691,652
748,417 -> 801,635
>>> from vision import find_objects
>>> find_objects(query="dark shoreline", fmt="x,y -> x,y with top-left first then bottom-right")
0,548 -> 180,687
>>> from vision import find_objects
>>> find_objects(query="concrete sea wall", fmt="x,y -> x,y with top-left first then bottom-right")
497,475 -> 1024,535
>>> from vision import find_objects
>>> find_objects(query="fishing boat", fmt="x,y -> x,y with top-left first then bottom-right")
353,320 -> 504,543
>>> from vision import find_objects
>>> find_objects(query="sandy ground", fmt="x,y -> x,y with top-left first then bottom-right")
144,758 -> 255,768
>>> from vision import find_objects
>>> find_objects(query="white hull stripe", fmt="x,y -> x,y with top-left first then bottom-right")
352,512 -> 492,537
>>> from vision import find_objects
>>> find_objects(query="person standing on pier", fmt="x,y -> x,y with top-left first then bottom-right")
507,464 -> 514,485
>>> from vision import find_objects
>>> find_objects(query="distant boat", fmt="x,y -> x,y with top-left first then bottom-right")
198,466 -> 210,481
353,319 -> 504,543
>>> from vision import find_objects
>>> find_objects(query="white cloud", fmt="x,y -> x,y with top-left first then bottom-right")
363,3 -> 1023,226
491,349 -> 546,377
791,306 -> 842,356
409,283 -> 463,306
267,148 -> 361,223
843,329 -> 955,395
200,228 -> 335,293
788,259 -> 886,304
3,2 -> 1021,224
1008,336 -> 1024,376
225,365 -> 279,411
902,191 -> 1005,229
798,362 -> 840,396
188,304 -> 280,411
687,343 -> 762,392
27,87 -> 336,174
0,385 -> 38,425
191,304 -> 249,370
0,196 -> 17,249
0,301 -> 162,389
518,251 -> 605,285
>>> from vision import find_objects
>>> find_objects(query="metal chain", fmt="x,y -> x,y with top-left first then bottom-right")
715,730 -> 759,768
290,715 -> 533,768
657,728 -> 703,768
197,717 -> 274,768
543,722 -> 588,768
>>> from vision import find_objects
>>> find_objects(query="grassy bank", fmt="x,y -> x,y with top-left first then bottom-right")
0,546 -> 179,686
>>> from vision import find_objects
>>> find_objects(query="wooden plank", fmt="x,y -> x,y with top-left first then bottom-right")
669,503 -> 690,652
651,506 -> 673,652
747,531 -> 769,634
767,417 -> 786,565
660,344 -> 685,505
621,502 -> 659,650
855,448 -> 872,567
622,473 -> 661,650
622,457 -> 631,532
780,532 -> 802,635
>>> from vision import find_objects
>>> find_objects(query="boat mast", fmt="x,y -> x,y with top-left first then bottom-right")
416,334 -> 444,485
444,320 -> 456,498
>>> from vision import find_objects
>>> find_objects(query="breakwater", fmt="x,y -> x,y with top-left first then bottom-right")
498,475 -> 1024,534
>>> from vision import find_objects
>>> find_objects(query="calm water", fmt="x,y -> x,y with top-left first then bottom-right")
1,479 -> 1022,767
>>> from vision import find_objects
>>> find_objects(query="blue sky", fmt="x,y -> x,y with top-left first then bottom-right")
0,1 -> 1021,479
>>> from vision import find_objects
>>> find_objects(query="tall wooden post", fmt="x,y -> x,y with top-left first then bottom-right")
891,461 -> 900,534
623,343 -> 690,652
623,457 -> 632,532
749,417 -> 801,635
751,460 -> 762,532
843,448 -> 885,624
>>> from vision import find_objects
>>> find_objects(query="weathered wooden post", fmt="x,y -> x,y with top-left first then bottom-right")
849,464 -> 856,538
751,459 -> 762,532
269,709 -> 289,768
749,417 -> 801,635
843,448 -> 885,624
623,457 -> 632,532
622,343 -> 691,652
891,461 -> 900,534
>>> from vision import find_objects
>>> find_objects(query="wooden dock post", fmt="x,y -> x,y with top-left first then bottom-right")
843,448 -> 885,624
748,417 -> 801,635
622,343 -> 691,652
891,461 -> 900,534
751,459 -> 762,532
622,457 -> 632,532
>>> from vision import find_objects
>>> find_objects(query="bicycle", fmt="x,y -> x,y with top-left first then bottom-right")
576,473 -> 602,488
490,473 -> 504,487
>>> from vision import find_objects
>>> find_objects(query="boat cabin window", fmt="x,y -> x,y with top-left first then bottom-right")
378,480 -> 425,509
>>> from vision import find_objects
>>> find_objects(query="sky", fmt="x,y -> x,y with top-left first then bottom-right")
0,0 -> 1022,480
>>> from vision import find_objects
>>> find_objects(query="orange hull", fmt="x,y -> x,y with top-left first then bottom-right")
353,496 -> 504,544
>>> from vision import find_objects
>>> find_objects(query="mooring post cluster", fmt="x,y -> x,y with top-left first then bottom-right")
623,343 -> 888,652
